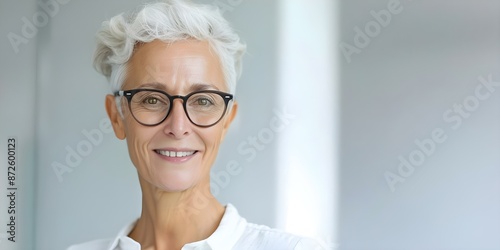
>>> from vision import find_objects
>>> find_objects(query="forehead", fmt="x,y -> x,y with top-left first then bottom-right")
124,39 -> 225,92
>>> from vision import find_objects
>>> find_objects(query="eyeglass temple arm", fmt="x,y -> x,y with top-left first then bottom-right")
114,91 -> 132,97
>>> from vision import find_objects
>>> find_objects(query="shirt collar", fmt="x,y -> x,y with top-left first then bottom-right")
106,203 -> 247,250
186,203 -> 247,250
107,220 -> 139,250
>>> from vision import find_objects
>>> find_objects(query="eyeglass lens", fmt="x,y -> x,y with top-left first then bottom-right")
128,90 -> 227,126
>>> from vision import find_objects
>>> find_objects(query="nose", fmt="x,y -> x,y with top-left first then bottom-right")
162,99 -> 191,138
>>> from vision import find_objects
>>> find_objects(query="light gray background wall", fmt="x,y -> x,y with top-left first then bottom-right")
2,0 -> 500,250
339,0 -> 500,249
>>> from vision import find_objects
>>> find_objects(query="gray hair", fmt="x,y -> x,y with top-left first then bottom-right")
93,0 -> 246,98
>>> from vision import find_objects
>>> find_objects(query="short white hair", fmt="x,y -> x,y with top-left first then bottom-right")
93,0 -> 246,97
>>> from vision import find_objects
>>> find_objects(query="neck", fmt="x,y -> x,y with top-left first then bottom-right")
129,177 -> 224,250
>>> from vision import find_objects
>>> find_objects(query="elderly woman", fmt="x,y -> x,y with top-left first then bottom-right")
68,1 -> 322,249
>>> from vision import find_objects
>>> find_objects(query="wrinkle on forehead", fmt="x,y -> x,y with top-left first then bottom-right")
124,39 -> 225,93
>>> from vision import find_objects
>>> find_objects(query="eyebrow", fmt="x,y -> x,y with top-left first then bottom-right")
190,82 -> 220,91
137,82 -> 220,92
137,82 -> 167,90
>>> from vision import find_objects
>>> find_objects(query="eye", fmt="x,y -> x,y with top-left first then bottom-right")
144,97 -> 158,105
196,98 -> 212,106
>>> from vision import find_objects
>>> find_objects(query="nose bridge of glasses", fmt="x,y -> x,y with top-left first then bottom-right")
168,96 -> 189,118
169,95 -> 187,109
170,95 -> 187,102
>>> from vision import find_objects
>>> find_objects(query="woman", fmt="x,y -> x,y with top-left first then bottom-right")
68,1 -> 322,249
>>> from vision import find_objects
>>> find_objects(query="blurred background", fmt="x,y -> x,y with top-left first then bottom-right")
0,0 -> 499,250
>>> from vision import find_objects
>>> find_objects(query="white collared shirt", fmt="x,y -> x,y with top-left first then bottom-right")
67,204 -> 325,250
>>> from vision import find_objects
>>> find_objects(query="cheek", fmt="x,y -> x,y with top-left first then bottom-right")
200,125 -> 225,161
124,120 -> 155,170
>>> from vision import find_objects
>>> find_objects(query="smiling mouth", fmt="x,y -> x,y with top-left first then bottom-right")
154,150 -> 197,157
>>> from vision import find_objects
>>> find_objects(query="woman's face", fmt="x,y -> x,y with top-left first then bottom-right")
106,40 -> 237,192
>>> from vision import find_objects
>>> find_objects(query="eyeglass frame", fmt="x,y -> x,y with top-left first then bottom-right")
114,88 -> 234,128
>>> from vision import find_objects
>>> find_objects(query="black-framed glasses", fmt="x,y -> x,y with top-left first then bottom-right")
114,89 -> 233,127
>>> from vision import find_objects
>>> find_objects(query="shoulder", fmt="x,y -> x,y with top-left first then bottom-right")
66,220 -> 138,250
66,238 -> 113,250
235,222 -> 325,250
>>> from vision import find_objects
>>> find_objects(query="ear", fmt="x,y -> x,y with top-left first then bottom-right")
105,94 -> 126,140
221,101 -> 238,139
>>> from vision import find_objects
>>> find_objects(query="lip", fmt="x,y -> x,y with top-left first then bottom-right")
153,148 -> 199,163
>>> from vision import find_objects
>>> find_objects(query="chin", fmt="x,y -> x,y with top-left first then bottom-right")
151,174 -> 195,192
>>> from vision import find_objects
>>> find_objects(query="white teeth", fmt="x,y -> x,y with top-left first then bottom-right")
156,150 -> 195,157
